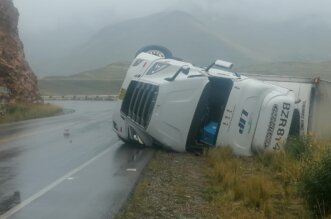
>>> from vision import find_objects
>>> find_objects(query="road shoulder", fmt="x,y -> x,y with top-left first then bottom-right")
116,151 -> 211,219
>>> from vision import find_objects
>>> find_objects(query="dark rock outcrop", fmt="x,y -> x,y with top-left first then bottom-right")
0,0 -> 40,103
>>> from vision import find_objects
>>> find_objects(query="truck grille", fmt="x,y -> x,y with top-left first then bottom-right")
121,81 -> 159,128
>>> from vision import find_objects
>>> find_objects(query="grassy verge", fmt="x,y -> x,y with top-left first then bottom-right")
0,103 -> 62,124
205,146 -> 304,218
117,137 -> 331,219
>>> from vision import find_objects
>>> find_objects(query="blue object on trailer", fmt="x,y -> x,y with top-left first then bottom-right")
200,121 -> 219,145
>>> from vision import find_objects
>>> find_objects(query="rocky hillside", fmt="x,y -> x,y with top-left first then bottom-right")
0,0 -> 39,103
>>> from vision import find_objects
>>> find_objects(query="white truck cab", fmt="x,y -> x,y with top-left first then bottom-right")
112,46 -> 296,156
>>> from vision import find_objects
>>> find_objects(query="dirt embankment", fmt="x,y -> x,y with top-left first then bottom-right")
0,0 -> 40,103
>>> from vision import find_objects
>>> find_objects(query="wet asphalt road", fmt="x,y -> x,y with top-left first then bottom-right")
0,101 -> 153,219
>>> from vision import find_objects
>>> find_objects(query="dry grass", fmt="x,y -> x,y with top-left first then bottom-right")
0,103 -> 62,123
205,146 -> 305,218
117,138 -> 331,219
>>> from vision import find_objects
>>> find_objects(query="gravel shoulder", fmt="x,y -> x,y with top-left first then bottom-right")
116,150 -> 212,219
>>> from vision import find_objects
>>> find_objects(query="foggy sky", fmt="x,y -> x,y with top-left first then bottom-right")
12,0 -> 331,77
14,0 -> 331,35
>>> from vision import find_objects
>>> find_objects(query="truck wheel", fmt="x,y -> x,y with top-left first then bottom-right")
135,45 -> 173,59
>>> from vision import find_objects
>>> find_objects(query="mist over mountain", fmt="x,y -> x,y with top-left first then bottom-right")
209,15 -> 331,64
58,11 -> 262,75
19,10 -> 331,77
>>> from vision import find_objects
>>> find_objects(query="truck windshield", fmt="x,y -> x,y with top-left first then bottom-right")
186,77 -> 233,150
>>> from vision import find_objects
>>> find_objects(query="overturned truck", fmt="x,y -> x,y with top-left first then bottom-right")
112,45 -> 329,156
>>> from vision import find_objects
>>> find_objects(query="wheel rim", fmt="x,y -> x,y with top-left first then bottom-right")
145,50 -> 166,58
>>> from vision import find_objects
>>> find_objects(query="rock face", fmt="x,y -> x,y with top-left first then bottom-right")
0,0 -> 40,103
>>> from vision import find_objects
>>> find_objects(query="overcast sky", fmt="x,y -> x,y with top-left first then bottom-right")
13,0 -> 331,35
11,0 -> 331,76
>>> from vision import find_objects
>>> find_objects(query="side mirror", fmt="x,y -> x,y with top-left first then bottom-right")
214,60 -> 233,69
165,65 -> 190,81
181,66 -> 190,75
206,59 -> 233,72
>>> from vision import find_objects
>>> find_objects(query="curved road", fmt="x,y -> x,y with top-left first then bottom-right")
0,101 -> 153,219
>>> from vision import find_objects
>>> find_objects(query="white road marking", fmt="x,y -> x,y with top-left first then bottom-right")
66,177 -> 75,181
0,141 -> 122,219
126,168 -> 137,172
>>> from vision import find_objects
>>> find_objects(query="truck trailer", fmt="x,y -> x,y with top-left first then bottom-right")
112,45 -> 330,156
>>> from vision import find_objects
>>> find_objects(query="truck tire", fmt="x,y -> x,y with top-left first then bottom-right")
135,45 -> 173,59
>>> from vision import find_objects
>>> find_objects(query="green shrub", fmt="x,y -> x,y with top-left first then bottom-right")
284,136 -> 312,160
6,104 -> 28,114
299,154 -> 331,217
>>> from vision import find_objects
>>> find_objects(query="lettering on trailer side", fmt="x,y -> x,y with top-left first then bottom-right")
264,104 -> 278,148
273,103 -> 291,150
238,109 -> 248,134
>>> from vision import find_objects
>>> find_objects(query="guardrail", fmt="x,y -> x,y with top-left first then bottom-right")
42,95 -> 118,101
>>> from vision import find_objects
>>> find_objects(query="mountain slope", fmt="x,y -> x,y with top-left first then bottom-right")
39,62 -> 128,95
208,16 -> 331,65
234,61 -> 331,80
39,58 -> 331,96
42,62 -> 128,80
58,11 -> 259,75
